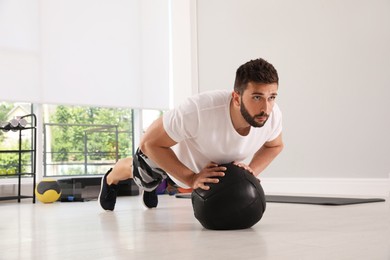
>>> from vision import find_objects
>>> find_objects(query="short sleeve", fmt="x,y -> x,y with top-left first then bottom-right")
162,97 -> 200,142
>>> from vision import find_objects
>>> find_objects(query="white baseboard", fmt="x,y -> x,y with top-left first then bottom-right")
261,177 -> 390,198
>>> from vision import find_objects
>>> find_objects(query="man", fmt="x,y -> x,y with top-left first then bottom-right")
99,58 -> 284,210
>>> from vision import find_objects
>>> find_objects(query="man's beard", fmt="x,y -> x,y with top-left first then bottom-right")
240,100 -> 269,128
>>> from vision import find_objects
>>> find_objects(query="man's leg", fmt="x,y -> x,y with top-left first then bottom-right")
99,149 -> 166,211
107,158 -> 133,185
132,149 -> 166,209
99,158 -> 133,211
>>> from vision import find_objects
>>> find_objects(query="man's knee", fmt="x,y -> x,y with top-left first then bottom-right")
114,157 -> 133,173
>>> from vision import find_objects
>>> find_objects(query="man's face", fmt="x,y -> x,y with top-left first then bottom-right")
239,82 -> 278,128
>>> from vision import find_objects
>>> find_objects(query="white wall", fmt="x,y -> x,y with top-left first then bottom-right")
196,0 -> 390,180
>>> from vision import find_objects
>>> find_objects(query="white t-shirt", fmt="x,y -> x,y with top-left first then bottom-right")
163,90 -> 282,188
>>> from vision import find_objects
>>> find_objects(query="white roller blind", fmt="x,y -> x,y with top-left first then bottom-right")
0,0 -> 41,103
41,0 -> 170,109
1,0 -> 171,109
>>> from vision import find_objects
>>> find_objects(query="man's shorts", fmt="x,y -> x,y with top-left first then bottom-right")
132,148 -> 168,192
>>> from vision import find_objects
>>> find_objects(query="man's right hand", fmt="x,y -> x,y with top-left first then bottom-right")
190,162 -> 226,190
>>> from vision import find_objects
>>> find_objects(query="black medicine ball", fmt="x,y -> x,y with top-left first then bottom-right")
191,162 -> 266,230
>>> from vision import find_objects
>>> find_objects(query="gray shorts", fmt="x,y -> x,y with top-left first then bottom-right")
132,148 -> 168,192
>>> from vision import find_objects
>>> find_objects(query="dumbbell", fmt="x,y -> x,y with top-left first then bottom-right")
0,118 -> 28,132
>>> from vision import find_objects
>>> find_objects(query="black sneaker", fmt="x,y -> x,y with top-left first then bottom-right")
143,189 -> 158,208
99,169 -> 119,211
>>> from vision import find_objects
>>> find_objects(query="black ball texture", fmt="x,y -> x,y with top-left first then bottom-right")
191,162 -> 266,230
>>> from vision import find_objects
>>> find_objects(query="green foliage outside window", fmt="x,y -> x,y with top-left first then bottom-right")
49,105 -> 133,163
0,143 -> 31,176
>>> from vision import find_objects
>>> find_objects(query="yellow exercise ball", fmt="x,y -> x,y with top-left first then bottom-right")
35,179 -> 62,203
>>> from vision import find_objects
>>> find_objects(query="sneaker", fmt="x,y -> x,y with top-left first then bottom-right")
143,189 -> 158,208
99,169 -> 119,211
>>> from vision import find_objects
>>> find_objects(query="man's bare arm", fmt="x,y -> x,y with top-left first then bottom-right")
139,117 -> 225,189
249,133 -> 284,176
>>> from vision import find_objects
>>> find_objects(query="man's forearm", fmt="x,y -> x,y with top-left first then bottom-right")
249,144 -> 284,176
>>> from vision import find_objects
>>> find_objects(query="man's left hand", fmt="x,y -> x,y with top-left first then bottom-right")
233,162 -> 255,176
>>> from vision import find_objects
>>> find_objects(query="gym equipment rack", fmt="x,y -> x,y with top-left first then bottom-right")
0,114 -> 37,203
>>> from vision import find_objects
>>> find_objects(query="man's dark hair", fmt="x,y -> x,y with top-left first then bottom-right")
234,58 -> 279,94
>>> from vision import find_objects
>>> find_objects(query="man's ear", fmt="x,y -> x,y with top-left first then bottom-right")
232,91 -> 241,107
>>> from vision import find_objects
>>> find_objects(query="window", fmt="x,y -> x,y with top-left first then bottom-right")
1,102 -> 163,178
43,104 -> 133,176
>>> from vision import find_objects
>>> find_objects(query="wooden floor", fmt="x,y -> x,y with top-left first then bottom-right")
1,194 -> 389,260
